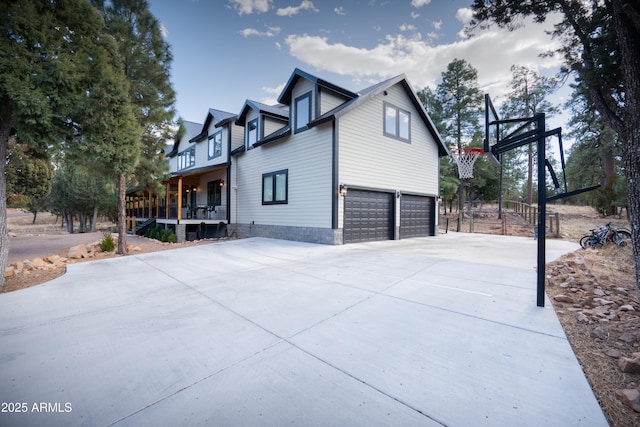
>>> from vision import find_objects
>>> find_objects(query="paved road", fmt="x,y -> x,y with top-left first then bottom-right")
0,235 -> 607,426
7,232 -> 107,263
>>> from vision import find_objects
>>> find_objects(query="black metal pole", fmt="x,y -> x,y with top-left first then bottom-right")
537,113 -> 546,307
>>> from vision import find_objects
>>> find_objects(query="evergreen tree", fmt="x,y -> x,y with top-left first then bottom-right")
435,59 -> 483,222
470,0 -> 640,309
500,65 -> 559,205
0,0 -> 136,288
92,0 -> 176,254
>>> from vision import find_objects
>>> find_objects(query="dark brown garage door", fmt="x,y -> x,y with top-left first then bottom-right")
400,195 -> 434,238
343,189 -> 394,243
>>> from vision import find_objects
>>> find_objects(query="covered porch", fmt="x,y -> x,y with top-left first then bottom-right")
126,164 -> 231,240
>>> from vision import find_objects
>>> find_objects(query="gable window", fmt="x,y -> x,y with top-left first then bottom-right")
262,169 -> 288,205
208,131 -> 222,159
294,92 -> 311,133
177,146 -> 195,170
247,118 -> 258,149
384,102 -> 411,142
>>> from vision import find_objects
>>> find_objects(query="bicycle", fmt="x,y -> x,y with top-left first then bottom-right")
580,222 -> 632,248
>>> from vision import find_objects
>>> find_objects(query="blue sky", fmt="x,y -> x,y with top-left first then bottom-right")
149,0 -> 568,133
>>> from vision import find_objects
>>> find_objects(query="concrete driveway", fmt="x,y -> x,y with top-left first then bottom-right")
0,234 -> 607,426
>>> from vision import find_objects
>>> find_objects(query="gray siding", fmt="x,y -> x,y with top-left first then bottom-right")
320,88 -> 349,115
235,123 -> 333,228
337,82 -> 440,229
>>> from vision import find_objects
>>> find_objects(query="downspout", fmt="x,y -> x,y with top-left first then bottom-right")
227,126 -> 232,223
331,120 -> 339,231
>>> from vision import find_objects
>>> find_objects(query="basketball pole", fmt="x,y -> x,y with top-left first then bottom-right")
536,113 -> 546,308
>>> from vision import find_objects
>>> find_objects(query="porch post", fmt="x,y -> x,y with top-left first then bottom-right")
177,177 -> 183,220
155,191 -> 160,219
165,183 -> 170,219
148,190 -> 152,218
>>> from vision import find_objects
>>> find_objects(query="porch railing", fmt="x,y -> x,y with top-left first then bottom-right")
156,205 -> 228,221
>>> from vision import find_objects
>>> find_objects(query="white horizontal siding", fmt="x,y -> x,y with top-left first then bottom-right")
235,124 -> 333,228
338,83 -> 440,195
263,116 -> 288,138
320,88 -> 349,115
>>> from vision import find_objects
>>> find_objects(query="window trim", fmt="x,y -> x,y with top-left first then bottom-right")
208,131 -> 222,159
247,118 -> 259,150
294,91 -> 312,133
177,146 -> 196,170
207,179 -> 222,206
383,102 -> 411,143
262,169 -> 288,205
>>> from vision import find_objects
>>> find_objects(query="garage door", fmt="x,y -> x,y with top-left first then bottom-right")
344,190 -> 394,243
400,195 -> 434,238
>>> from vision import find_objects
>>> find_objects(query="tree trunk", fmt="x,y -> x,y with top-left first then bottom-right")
0,119 -> 10,290
612,0 -> 640,292
32,211 -> 37,224
117,173 -> 128,255
91,204 -> 98,232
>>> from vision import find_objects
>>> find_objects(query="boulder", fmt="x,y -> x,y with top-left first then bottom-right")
32,258 -> 46,268
68,244 -> 88,259
4,267 -> 15,278
615,388 -> 640,412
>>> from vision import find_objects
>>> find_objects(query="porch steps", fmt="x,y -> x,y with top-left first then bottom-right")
136,218 -> 156,236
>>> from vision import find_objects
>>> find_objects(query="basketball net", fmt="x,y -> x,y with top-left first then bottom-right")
451,147 -> 484,179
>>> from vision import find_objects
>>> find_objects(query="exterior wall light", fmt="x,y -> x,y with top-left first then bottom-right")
339,184 -> 347,196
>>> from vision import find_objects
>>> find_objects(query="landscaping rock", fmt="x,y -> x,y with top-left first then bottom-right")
68,244 -> 88,259
618,356 -> 640,374
554,294 -> 574,303
615,388 -> 640,412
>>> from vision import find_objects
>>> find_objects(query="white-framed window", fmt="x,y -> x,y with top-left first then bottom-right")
208,131 -> 222,159
247,118 -> 258,149
384,102 -> 411,142
262,169 -> 288,205
294,92 -> 311,133
178,146 -> 195,170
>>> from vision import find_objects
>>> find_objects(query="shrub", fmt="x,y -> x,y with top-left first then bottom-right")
144,225 -> 177,243
99,232 -> 116,252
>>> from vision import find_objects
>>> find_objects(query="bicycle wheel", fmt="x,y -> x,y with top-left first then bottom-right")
580,236 -> 600,249
580,236 -> 598,249
613,230 -> 632,246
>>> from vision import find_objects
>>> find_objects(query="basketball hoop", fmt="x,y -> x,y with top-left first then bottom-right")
451,147 -> 484,179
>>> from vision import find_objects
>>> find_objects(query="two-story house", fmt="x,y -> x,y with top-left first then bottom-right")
127,68 -> 448,244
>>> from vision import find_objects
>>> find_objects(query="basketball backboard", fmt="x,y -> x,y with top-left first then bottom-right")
484,93 -> 501,165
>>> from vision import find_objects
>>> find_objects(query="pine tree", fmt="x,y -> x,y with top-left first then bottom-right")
0,0 -> 136,288
92,0 -> 176,254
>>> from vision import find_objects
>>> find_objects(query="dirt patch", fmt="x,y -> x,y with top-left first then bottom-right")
3,209 -> 225,293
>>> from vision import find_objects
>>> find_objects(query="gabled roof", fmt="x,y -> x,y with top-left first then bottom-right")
167,120 -> 203,157
278,68 -> 358,105
236,100 -> 289,125
190,108 -> 236,142
308,74 -> 449,157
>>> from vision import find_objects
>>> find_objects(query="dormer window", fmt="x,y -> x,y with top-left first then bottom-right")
208,131 -> 222,159
294,92 -> 311,133
247,118 -> 258,149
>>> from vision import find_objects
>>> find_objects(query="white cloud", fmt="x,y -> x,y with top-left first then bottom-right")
284,14 -> 563,101
334,6 -> 346,16
456,8 -> 474,25
241,26 -> 281,37
159,24 -> 168,38
261,82 -> 287,105
228,0 -> 272,15
276,0 -> 319,17
411,0 -> 431,7
399,24 -> 416,31
411,11 -> 419,19
433,20 -> 442,31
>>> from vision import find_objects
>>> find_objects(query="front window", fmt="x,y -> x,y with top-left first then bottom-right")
208,131 -> 222,159
247,118 -> 258,149
262,169 -> 288,205
207,180 -> 222,206
177,146 -> 195,170
384,102 -> 411,142
295,92 -> 311,132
